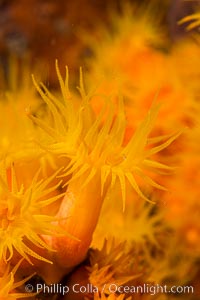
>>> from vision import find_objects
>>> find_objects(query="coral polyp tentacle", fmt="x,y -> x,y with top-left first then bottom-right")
179,13 -> 200,30
0,259 -> 37,299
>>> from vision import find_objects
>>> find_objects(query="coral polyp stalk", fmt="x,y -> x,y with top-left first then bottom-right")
51,173 -> 104,269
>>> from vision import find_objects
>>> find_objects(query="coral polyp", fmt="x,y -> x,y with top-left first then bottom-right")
0,164 -> 65,265
23,62 -> 179,277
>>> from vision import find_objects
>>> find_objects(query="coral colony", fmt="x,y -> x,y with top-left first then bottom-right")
0,1 -> 200,300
